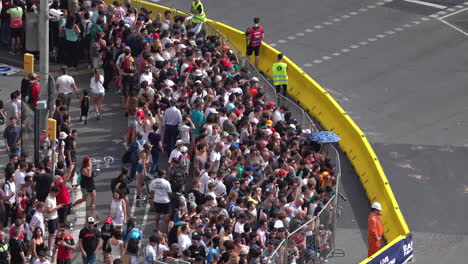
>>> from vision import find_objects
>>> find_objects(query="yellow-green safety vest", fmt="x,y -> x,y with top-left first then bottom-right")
191,1 -> 206,24
272,62 -> 288,85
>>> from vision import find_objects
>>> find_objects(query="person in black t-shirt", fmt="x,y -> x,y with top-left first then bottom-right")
9,228 -> 26,264
0,231 -> 9,263
34,162 -> 54,202
64,130 -> 78,168
79,217 -> 102,263
4,154 -> 18,179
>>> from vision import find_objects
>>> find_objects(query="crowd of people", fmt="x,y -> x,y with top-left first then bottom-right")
0,0 -> 339,264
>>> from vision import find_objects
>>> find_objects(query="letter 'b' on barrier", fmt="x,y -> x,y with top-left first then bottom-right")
24,53 -> 34,73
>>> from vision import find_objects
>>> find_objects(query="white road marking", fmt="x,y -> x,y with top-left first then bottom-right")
278,39 -> 287,43
130,190 -> 137,217
359,8 -> 368,12
333,18 -> 341,22
141,196 -> 151,230
438,18 -> 468,37
421,17 -> 430,20
437,11 -> 448,15
438,7 -> 468,19
341,48 -> 351,53
403,24 -> 412,27
313,60 -> 323,63
455,5 -> 465,9
341,15 -> 351,19
322,56 -> 332,60
296,32 -> 305,36
403,0 -> 447,9
412,21 -> 421,24
324,21 -> 333,25
332,52 -> 341,56
395,27 -> 404,31
447,8 -> 456,11
305,29 -> 314,32
385,30 -> 395,34
350,11 -> 359,15
368,37 -> 378,41
377,34 -> 386,38
359,41 -> 368,45
350,45 -> 360,48
376,2 -> 385,5
303,63 -> 314,67
270,43 -> 277,47
288,36 -> 296,40
314,25 -> 323,29
368,5 -> 377,8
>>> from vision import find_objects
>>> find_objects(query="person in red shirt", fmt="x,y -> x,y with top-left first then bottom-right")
53,224 -> 76,264
247,77 -> 260,102
245,17 -> 264,67
55,164 -> 74,225
28,74 -> 40,107
368,202 -> 383,257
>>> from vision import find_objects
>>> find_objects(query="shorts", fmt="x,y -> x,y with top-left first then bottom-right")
136,163 -> 143,174
91,91 -> 105,97
121,77 -> 135,96
58,204 -> 71,223
48,218 -> 59,234
11,27 -> 23,38
128,116 -> 137,127
247,45 -> 260,56
154,202 -> 170,214
57,259 -> 71,264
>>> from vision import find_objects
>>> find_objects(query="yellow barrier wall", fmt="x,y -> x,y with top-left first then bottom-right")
105,0 -> 410,262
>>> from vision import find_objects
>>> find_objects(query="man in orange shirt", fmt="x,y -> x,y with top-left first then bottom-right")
368,202 -> 383,257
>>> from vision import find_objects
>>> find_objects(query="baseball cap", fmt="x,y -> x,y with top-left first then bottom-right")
251,77 -> 259,82
171,243 -> 180,249
265,120 -> 273,127
87,217 -> 95,223
289,124 -> 296,130
176,140 -> 183,145
302,129 -> 312,134
179,44 -> 187,49
273,132 -> 281,139
240,247 -> 249,255
181,146 -> 188,153
105,217 -> 113,224
59,131 -> 68,140
278,169 -> 288,176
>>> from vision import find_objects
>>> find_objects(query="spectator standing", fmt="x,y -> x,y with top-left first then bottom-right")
149,170 -> 172,231
30,227 -> 46,264
8,228 -> 26,264
64,129 -> 78,171
72,156 -> 96,210
6,0 -> 23,54
3,175 -> 16,226
272,53 -> 288,96
55,164 -> 74,225
368,202 -> 383,257
0,230 -> 10,263
53,224 -> 76,264
55,67 -> 79,108
62,16 -> 81,69
2,92 -> 20,121
45,187 -> 63,253
163,100 -> 182,154
79,217 -> 102,264
3,117 -> 21,156
30,202 -> 46,236
107,229 -> 124,262
143,235 -> 159,264
34,162 -> 53,202
148,124 -> 163,175
108,191 -> 127,228
245,17 -> 264,67
89,68 -> 105,120
190,0 -> 206,34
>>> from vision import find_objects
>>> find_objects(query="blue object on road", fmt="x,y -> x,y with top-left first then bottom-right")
309,131 -> 341,143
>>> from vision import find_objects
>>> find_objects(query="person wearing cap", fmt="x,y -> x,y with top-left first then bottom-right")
52,224 -> 76,264
272,53 -> 288,96
79,217 -> 102,264
188,232 -> 206,258
368,202 -> 383,257
169,139 -> 184,163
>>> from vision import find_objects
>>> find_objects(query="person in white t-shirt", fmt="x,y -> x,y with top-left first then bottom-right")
177,224 -> 191,253
30,202 -> 46,235
169,140 -> 183,162
14,161 -> 26,192
143,235 -> 158,264
33,251 -> 51,264
179,115 -> 195,145
45,187 -> 63,251
149,170 -> 172,231
55,67 -> 79,108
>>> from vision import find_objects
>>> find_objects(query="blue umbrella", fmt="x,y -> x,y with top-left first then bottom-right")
309,131 -> 341,143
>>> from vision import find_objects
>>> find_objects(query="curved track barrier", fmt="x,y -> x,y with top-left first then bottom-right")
105,1 -> 412,262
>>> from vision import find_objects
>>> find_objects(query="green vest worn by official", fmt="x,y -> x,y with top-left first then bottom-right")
272,62 -> 288,85
191,1 -> 206,24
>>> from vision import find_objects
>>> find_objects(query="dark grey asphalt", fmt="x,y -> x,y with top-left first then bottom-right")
156,0 -> 468,263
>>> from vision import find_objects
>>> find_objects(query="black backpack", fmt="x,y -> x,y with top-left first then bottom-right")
127,237 -> 139,255
170,167 -> 186,187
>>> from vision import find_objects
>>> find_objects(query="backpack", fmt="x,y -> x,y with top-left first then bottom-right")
170,167 -> 185,187
171,192 -> 184,212
121,56 -> 135,73
179,154 -> 190,172
114,29 -> 124,49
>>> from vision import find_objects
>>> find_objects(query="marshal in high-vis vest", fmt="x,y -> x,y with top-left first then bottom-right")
272,53 -> 288,96
191,0 -> 206,24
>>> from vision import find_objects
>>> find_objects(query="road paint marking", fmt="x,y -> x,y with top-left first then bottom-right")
376,2 -> 385,5
412,20 -> 421,24
385,30 -> 395,34
437,10 -> 448,15
341,15 -> 351,19
288,36 -> 296,40
368,37 -> 378,41
421,17 -> 430,20
313,60 -> 323,63
130,191 -> 137,217
270,43 -> 277,47
278,39 -> 287,43
350,44 -> 360,48
322,56 -> 332,60
314,25 -> 323,29
377,34 -> 386,38
395,27 -> 404,31
141,196 -> 151,230
350,11 -> 359,15
429,14 -> 439,18
438,18 -> 468,37
403,0 -> 447,9
447,8 -> 456,11
341,48 -> 351,53
303,63 -> 314,67
456,5 -> 465,9
384,0 -> 393,2
296,32 -> 305,36
368,5 -> 377,8
333,18 -> 341,22
403,24 -> 412,27
305,28 -> 314,32
324,21 -> 333,25
359,8 -> 368,12
359,41 -> 368,45
332,52 -> 341,56
438,7 -> 468,19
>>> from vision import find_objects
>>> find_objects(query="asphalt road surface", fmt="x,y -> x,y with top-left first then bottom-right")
156,0 -> 468,263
